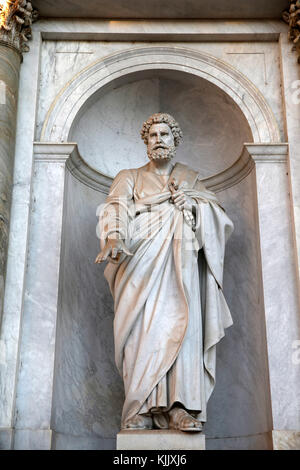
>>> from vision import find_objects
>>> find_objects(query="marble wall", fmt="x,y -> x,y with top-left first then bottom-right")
12,152 -> 67,450
2,18 -> 300,451
36,40 -> 284,144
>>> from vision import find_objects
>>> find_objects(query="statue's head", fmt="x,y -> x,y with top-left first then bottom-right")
140,113 -> 183,162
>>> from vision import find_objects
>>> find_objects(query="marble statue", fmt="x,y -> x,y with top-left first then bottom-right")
95,113 -> 234,432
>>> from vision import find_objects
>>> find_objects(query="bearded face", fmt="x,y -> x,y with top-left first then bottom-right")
147,123 -> 176,161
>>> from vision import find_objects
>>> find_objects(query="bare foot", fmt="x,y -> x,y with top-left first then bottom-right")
169,407 -> 202,432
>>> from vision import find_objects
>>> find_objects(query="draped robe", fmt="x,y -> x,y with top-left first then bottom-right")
99,162 -> 234,428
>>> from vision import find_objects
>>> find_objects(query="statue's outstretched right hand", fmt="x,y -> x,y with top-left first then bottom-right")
95,238 -> 133,264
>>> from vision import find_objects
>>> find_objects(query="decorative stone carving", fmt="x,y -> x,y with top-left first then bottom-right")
282,0 -> 300,63
0,0 -> 38,53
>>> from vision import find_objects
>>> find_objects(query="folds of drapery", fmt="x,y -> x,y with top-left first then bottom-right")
98,166 -> 234,426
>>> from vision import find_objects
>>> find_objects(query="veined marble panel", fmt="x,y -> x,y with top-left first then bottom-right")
252,148 -> 300,431
36,40 -> 283,143
279,33 -> 300,285
13,157 -> 67,432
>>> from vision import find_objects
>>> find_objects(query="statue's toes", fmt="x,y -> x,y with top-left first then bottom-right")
180,416 -> 202,432
168,407 -> 202,432
182,417 -> 196,428
123,415 -> 153,430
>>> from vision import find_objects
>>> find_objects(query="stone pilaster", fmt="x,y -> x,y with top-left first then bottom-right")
0,1 -> 37,321
12,143 -> 71,450
245,143 -> 300,449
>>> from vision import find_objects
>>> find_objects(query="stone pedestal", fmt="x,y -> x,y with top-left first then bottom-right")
117,430 -> 205,450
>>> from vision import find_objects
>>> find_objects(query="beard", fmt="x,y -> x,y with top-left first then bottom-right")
147,145 -> 176,161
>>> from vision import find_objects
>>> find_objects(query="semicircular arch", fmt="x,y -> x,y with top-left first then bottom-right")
41,46 -> 280,144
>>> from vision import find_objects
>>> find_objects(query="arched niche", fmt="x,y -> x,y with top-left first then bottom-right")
69,69 -> 253,179
41,46 -> 280,145
48,46 -> 275,450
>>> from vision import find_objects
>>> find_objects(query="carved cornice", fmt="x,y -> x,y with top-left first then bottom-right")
244,143 -> 288,163
201,146 -> 255,192
0,0 -> 38,54
282,0 -> 300,63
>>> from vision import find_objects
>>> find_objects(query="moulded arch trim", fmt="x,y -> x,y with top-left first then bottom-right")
41,46 -> 281,143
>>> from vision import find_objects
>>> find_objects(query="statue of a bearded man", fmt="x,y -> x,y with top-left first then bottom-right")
95,113 -> 233,432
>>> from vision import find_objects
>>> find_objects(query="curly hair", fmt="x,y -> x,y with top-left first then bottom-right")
140,113 -> 183,147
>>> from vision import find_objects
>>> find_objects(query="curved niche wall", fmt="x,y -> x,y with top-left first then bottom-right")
51,68 -> 273,450
70,69 -> 253,179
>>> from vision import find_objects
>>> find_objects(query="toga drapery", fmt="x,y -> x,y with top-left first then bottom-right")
99,162 -> 233,428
